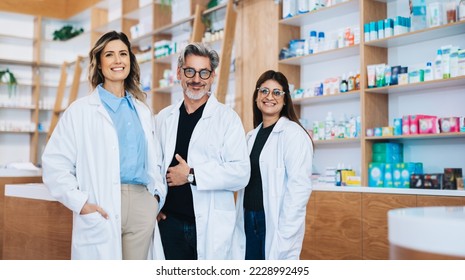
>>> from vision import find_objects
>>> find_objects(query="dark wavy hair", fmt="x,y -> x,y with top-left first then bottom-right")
88,31 -> 146,103
253,70 -> 312,142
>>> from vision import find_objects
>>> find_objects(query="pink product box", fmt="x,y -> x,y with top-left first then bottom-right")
419,116 -> 439,134
439,117 -> 460,133
409,115 -> 436,135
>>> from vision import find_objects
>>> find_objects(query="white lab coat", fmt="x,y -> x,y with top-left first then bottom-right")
42,89 -> 166,260
233,117 -> 313,260
154,95 -> 250,260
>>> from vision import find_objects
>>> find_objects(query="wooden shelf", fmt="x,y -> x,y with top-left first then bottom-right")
0,105 -> 35,110
279,0 -> 359,26
366,132 -> 465,141
364,21 -> 465,48
154,15 -> 195,36
293,90 -> 360,105
279,45 -> 360,66
314,138 -> 361,145
364,76 -> 465,95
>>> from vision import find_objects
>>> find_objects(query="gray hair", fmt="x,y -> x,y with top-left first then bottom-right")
177,42 -> 220,71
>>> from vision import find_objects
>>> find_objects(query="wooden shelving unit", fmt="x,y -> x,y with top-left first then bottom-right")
277,0 -> 465,187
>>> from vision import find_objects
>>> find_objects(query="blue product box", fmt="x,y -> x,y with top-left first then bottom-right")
393,118 -> 402,135
369,162 -> 385,187
384,163 -> 393,188
393,163 -> 404,188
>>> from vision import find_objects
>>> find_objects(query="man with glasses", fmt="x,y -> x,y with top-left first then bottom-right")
154,42 -> 250,260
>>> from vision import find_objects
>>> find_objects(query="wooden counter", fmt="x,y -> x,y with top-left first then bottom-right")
0,174 -> 43,259
2,183 -> 72,260
300,187 -> 465,260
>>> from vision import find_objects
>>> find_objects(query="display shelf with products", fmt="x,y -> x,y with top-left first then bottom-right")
278,0 -> 362,179
278,0 -> 465,188
362,0 -> 465,185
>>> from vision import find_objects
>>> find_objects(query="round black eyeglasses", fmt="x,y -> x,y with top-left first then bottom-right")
182,67 -> 212,80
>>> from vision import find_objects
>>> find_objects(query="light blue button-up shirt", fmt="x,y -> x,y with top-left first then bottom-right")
98,84 -> 149,186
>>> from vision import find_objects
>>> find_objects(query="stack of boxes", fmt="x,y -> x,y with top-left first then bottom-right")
368,142 -> 423,188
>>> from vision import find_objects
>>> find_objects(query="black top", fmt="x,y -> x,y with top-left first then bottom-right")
243,123 -> 276,211
161,102 -> 206,224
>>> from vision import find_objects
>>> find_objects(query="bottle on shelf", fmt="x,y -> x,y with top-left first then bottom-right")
325,111 -> 335,140
340,74 -> 348,93
434,49 -> 443,80
424,62 -> 433,81
347,72 -> 355,91
309,30 -> 317,54
354,71 -> 360,90
317,31 -> 325,52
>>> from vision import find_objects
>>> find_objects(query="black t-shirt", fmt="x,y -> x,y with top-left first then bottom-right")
161,102 -> 206,223
243,123 -> 276,211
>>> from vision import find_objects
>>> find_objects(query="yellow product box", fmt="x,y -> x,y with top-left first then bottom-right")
345,175 -> 361,186
341,170 -> 356,186
382,126 -> 394,136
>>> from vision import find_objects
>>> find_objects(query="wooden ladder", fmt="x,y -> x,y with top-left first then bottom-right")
47,56 -> 84,140
214,0 -> 237,104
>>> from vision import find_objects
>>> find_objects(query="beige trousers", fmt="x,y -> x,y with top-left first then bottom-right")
121,184 -> 158,260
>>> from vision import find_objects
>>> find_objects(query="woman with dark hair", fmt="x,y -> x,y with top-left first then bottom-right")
234,70 -> 314,260
42,31 -> 165,260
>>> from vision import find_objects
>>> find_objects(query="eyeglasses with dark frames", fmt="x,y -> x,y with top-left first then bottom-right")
182,67 -> 212,80
257,87 -> 286,97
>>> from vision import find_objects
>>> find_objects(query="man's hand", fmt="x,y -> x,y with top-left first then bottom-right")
157,211 -> 167,222
166,154 -> 190,187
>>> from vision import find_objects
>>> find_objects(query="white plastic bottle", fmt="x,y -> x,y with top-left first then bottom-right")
434,49 -> 443,80
424,62 -> 433,81
325,111 -> 335,140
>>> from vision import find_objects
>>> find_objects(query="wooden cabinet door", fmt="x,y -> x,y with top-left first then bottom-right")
362,193 -> 416,260
417,195 -> 465,207
300,192 -> 316,259
312,191 -> 362,259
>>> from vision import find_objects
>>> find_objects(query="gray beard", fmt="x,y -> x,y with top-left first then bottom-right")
185,88 -> 210,100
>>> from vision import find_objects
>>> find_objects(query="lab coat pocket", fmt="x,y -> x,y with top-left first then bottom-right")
74,212 -> 110,246
212,208 -> 236,258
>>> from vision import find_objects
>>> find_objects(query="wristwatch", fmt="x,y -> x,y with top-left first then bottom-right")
187,168 -> 195,184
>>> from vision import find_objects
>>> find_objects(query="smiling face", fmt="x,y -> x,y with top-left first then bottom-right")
99,39 -> 130,84
256,79 -> 285,124
177,54 -> 214,101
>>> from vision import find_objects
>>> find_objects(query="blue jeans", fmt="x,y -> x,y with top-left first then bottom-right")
244,209 -> 266,260
158,215 -> 197,260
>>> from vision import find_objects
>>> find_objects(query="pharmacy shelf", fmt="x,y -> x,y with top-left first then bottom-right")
365,132 -> 465,141
0,105 -> 35,110
364,75 -> 465,95
364,21 -> 465,48
293,90 -> 360,105
314,138 -> 361,145
279,44 -> 360,66
279,0 -> 360,26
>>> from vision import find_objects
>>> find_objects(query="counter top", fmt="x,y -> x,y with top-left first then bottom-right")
313,185 -> 465,197
4,183 -> 55,201
388,206 -> 465,258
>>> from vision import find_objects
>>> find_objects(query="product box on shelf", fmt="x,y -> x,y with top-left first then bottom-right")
410,173 -> 444,189
418,116 -> 439,134
384,163 -> 393,188
443,168 -> 463,190
368,162 -> 384,187
439,117 -> 460,133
